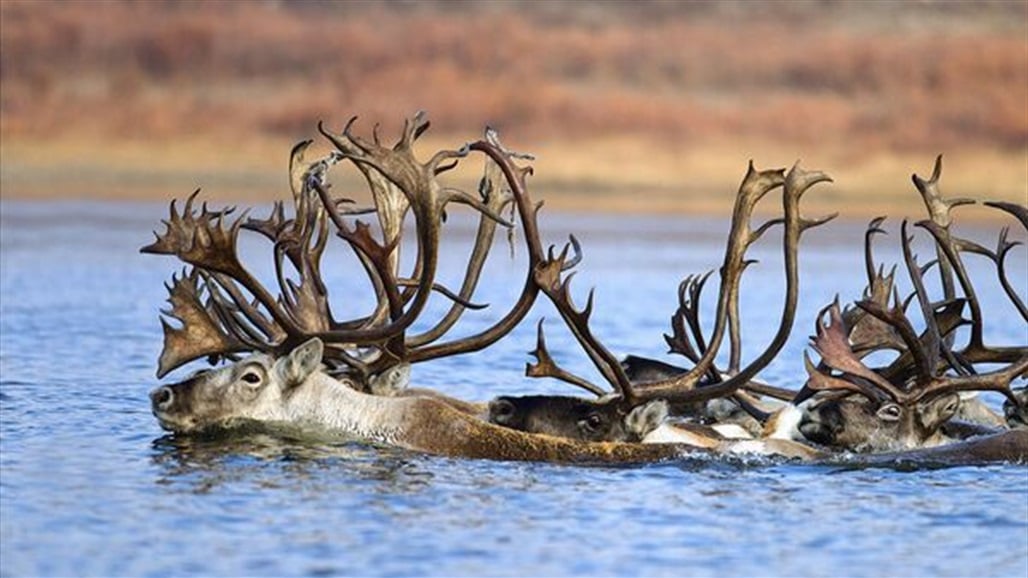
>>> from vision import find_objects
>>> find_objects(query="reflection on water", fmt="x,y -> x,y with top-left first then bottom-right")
1,201 -> 1026,577
150,426 -> 436,495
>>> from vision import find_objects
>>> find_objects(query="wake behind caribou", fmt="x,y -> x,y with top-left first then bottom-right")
143,113 -> 1028,466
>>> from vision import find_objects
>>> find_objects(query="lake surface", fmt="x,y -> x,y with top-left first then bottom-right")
1,199 -> 1026,577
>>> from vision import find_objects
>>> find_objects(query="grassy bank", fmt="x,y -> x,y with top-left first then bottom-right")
2,1 -> 1025,219
4,132 -> 1024,222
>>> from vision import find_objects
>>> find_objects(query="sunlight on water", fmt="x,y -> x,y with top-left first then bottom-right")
1,201 -> 1026,577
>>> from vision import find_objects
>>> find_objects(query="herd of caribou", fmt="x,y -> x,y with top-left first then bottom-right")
144,113 -> 1028,465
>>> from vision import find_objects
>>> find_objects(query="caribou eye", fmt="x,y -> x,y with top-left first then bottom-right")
583,413 -> 604,431
241,371 -> 262,385
877,404 -> 902,421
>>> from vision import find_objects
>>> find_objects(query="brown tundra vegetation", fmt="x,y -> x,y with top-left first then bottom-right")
1,0 -> 1025,217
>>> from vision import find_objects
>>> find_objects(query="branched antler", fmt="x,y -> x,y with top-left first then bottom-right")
664,272 -> 716,374
842,217 -> 905,355
526,319 -> 607,397
523,161 -> 833,412
969,201 -> 1028,322
635,162 -> 834,405
799,158 -> 1027,413
144,114 -> 547,385
531,236 -> 639,404
989,226 -> 1028,321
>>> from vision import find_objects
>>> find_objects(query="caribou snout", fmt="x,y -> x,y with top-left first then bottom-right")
797,409 -> 837,446
150,386 -> 174,412
488,397 -> 517,426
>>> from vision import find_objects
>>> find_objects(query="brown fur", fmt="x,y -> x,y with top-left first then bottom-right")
398,398 -> 688,463
858,430 -> 1028,466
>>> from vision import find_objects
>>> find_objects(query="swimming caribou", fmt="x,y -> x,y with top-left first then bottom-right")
143,113 -> 1028,464
786,160 -> 1028,451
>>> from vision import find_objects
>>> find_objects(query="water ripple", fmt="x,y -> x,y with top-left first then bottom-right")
2,203 -> 1027,577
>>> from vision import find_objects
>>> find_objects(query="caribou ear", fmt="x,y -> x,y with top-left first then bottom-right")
276,338 -> 324,387
368,363 -> 412,396
625,400 -> 669,441
923,393 -> 960,430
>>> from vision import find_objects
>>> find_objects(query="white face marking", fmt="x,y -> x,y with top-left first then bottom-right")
765,404 -> 805,440
710,423 -> 753,439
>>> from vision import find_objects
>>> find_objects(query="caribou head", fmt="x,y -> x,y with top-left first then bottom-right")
796,298 -> 1026,452
488,394 -> 669,442
1005,388 -> 1028,430
151,338 -> 331,434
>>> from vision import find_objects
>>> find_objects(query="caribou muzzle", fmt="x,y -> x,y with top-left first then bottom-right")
150,386 -> 174,411
796,403 -> 842,446
149,378 -> 200,433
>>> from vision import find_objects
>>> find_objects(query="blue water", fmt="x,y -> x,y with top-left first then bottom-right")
2,200 -> 1026,577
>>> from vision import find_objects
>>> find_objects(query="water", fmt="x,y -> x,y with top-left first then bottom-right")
2,199 -> 1026,577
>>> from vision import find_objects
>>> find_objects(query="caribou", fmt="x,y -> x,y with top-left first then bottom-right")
790,160 -> 1028,451
149,337 -> 687,462
143,113 -> 1027,464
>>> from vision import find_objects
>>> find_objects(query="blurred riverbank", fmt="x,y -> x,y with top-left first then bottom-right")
2,1 -> 1025,219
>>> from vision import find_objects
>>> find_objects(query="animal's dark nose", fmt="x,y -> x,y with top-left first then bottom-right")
488,398 -> 516,424
797,413 -> 833,445
150,386 -> 174,411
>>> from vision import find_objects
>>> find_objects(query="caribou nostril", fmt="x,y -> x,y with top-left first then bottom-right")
151,387 -> 174,410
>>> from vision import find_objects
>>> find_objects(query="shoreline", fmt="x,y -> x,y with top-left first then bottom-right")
3,135 -> 1025,223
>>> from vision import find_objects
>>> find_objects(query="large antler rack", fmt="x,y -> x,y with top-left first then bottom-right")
798,156 -> 1028,409
143,113 -> 546,383
631,162 -> 834,405
523,161 -> 835,409
801,302 -> 1026,408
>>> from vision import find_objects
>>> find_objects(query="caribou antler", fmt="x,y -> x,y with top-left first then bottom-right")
799,159 -> 1027,410
842,217 -> 904,355
911,155 -> 974,303
910,161 -> 1028,368
531,236 -> 640,404
633,162 -> 833,405
975,201 -> 1028,322
523,161 -> 833,410
799,300 -> 1023,411
989,226 -> 1028,321
144,114 -> 548,385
